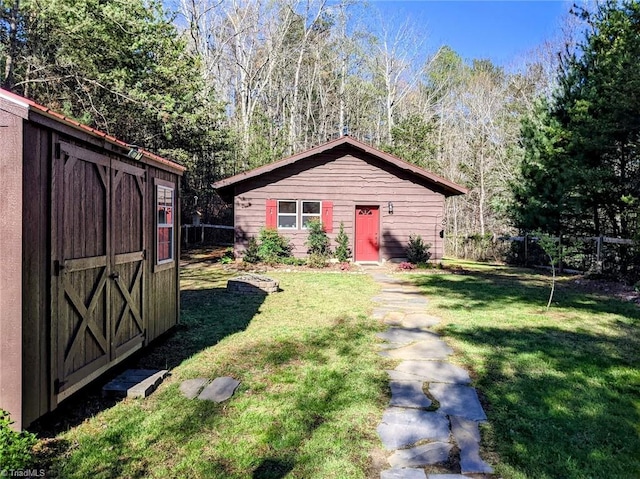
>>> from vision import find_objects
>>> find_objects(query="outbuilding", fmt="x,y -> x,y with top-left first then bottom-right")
214,136 -> 467,262
0,88 -> 183,428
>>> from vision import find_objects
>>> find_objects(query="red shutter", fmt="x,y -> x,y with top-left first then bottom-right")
266,199 -> 277,229
322,201 -> 333,232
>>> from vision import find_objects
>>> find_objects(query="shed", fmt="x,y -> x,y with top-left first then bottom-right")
0,88 -> 184,428
214,136 -> 467,262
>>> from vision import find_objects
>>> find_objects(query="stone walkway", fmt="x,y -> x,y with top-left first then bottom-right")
370,271 -> 494,479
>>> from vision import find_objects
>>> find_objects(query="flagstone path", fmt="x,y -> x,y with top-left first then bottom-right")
370,271 -> 494,479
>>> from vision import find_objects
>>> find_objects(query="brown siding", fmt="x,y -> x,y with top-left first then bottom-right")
146,169 -> 180,343
21,123 -> 51,426
0,107 -> 25,429
233,152 -> 446,260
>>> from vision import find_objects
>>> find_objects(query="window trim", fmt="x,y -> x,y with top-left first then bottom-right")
301,200 -> 322,230
156,181 -> 175,266
277,200 -> 298,229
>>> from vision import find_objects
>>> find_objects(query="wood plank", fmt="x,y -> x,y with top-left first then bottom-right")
59,141 -> 111,168
64,255 -> 108,272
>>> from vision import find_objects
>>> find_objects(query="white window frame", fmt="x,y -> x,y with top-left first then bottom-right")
301,200 -> 322,229
277,200 -> 298,229
157,184 -> 174,264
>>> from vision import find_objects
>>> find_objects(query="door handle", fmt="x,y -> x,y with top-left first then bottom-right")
109,272 -> 120,280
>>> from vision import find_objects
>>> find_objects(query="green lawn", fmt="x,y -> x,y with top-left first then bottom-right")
37,261 -> 640,478
411,261 -> 640,479
44,265 -> 389,478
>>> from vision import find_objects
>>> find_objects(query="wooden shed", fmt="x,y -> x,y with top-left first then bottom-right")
0,88 -> 183,429
214,136 -> 467,262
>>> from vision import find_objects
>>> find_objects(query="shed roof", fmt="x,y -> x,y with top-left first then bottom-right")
213,136 -> 467,198
0,88 -> 185,174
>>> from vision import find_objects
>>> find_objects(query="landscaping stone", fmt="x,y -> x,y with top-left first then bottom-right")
179,378 -> 209,399
388,442 -> 453,468
394,361 -> 471,384
377,328 -> 440,345
427,475 -> 468,479
428,384 -> 487,421
389,381 -> 432,409
380,340 -> 453,360
102,369 -> 168,399
227,274 -> 279,294
198,376 -> 240,402
449,416 -> 494,474
386,370 -> 428,381
402,313 -> 441,329
377,407 -> 449,449
380,468 -> 427,479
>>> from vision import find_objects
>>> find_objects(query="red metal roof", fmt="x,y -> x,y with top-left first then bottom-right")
0,88 -> 185,174
213,135 -> 468,197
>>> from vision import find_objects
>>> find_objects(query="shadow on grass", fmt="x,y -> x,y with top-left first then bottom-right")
443,325 -> 640,478
31,267 -> 265,442
413,269 -> 640,321
46,314 -> 388,478
411,267 -> 640,478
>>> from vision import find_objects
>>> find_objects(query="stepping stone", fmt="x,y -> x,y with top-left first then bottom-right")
377,407 -> 450,449
402,313 -> 441,329
388,442 -> 453,468
389,381 -> 432,409
428,383 -> 486,421
198,376 -> 240,403
395,361 -> 471,384
380,340 -> 453,360
383,311 -> 406,324
377,328 -> 440,345
427,475 -> 468,479
180,378 -> 209,399
102,369 -> 168,399
450,416 -> 494,474
387,370 -> 431,382
381,468 -> 427,479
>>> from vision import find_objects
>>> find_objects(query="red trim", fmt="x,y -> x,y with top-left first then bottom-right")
265,199 -> 277,229
322,201 -> 333,233
0,88 -> 185,174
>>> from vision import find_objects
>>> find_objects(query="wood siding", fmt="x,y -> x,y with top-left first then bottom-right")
0,107 -> 25,429
0,95 -> 182,428
233,150 -> 446,261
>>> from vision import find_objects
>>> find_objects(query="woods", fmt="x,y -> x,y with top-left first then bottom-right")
1,0 -> 639,280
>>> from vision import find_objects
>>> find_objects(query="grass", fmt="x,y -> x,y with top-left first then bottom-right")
410,261 -> 640,479
42,265 -> 388,478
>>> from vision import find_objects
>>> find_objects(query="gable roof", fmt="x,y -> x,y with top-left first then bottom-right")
213,136 -> 467,198
0,88 -> 185,174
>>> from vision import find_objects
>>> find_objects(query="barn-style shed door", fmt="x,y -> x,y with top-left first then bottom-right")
52,142 -> 146,399
355,205 -> 380,261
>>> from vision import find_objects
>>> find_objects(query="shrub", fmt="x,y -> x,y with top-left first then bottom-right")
305,219 -> 332,257
279,257 -> 306,266
334,222 -> 351,262
406,234 -> 431,264
258,228 -> 293,264
243,237 -> 261,264
307,252 -> 329,268
0,409 -> 36,470
220,247 -> 235,264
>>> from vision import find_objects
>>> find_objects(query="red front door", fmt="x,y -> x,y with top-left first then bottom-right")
355,206 -> 380,261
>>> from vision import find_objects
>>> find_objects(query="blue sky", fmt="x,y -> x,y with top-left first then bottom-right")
369,1 -> 573,65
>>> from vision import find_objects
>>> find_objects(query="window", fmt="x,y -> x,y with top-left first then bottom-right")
278,200 -> 297,229
301,201 -> 321,228
157,185 -> 174,263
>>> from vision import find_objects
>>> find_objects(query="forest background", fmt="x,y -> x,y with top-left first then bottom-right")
2,0 -> 639,280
